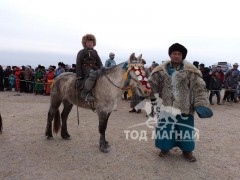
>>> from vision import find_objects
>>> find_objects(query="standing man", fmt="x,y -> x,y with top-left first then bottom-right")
105,52 -> 116,68
4,66 -> 12,91
223,63 -> 240,103
149,43 -> 213,162
76,34 -> 103,101
34,65 -> 44,95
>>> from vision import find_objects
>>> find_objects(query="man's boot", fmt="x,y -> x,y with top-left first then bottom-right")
182,151 -> 196,162
217,97 -> 221,105
81,70 -> 97,101
209,96 -> 214,105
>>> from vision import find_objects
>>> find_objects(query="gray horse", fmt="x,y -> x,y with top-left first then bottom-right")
45,53 -> 151,152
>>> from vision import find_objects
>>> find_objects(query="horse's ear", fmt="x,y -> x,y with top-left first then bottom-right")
129,53 -> 135,64
137,54 -> 142,63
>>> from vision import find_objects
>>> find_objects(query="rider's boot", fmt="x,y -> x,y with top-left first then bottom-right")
81,70 -> 97,101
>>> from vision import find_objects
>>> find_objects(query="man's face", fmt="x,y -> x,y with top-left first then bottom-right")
199,66 -> 204,71
170,51 -> 183,64
110,55 -> 115,60
233,65 -> 238,70
86,40 -> 94,49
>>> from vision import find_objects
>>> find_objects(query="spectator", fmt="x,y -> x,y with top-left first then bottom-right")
55,62 -> 65,77
45,66 -> 55,95
70,64 -> 76,73
223,63 -> 240,103
105,52 -> 116,68
9,73 -> 16,91
4,66 -> 12,91
34,65 -> 44,95
209,71 -> 223,105
149,61 -> 159,72
15,67 -> 21,91
193,61 -> 199,69
211,65 -> 224,83
24,65 -> 34,93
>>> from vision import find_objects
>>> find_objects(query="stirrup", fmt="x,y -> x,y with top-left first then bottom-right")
85,94 -> 94,102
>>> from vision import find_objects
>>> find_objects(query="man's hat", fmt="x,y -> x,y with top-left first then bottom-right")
58,62 -> 65,67
109,52 -> 115,57
49,66 -> 55,70
82,34 -> 96,47
233,63 -> 238,66
72,64 -> 76,67
168,43 -> 188,60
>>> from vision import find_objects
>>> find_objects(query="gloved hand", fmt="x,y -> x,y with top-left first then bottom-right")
194,106 -> 213,118
75,77 -> 84,90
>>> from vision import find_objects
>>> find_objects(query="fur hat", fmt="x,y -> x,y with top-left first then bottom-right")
168,43 -> 188,60
193,61 -> 199,68
58,62 -> 65,67
49,66 -> 55,70
82,34 -> 96,47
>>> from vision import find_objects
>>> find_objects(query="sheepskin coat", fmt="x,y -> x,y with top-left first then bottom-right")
149,60 -> 209,115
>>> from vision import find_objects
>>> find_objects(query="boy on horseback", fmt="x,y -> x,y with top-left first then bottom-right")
76,34 -> 103,101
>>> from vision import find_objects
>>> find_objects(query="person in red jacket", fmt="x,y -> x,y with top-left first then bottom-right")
45,66 -> 55,95
15,67 -> 21,91
211,65 -> 225,83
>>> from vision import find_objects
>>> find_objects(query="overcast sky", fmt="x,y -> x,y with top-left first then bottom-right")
0,0 -> 239,68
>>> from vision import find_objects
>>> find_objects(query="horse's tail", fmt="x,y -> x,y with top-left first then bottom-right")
53,110 -> 61,134
0,113 -> 2,134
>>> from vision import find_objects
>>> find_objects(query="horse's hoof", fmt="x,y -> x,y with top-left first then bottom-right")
62,134 -> 70,139
99,146 -> 109,153
105,142 -> 110,148
47,136 -> 54,140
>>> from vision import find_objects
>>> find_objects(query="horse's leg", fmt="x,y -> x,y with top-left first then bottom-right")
98,111 -> 111,153
45,100 -> 61,139
0,113 -> 2,134
61,100 -> 73,139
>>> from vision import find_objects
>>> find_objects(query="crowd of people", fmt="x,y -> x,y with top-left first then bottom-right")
0,57 -> 239,104
193,61 -> 240,104
0,62 -> 76,95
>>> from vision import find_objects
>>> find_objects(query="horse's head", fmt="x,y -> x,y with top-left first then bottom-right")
123,53 -> 152,97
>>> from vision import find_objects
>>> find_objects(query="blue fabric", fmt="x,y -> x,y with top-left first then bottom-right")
169,68 -> 175,77
155,114 -> 195,152
194,106 -> 213,118
122,62 -> 128,70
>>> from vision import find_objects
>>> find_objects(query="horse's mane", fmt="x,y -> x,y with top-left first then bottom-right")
101,62 -> 125,75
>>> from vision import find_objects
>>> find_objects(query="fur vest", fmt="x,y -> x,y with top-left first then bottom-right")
149,60 -> 209,115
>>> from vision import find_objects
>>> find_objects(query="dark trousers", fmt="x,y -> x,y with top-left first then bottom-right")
209,90 -> 220,102
223,90 -> 235,101
0,77 -> 4,91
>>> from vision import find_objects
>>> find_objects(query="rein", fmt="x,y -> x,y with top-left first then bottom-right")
103,73 -> 130,90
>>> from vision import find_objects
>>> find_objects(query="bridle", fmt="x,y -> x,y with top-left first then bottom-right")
103,63 -> 152,92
